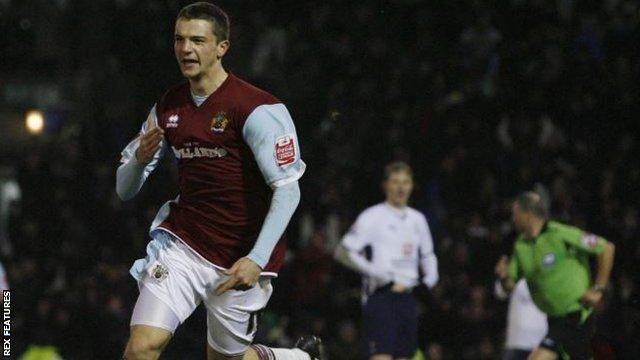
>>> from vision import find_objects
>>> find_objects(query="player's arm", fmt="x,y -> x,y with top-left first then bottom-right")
418,214 -> 439,289
495,254 -> 518,293
216,104 -> 305,294
116,106 -> 166,201
334,215 -> 391,283
564,230 -> 615,306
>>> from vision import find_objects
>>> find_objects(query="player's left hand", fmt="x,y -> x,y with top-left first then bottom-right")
580,289 -> 603,307
215,257 -> 262,295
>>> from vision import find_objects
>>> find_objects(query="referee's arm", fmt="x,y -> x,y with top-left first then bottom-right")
593,240 -> 615,290
582,237 -> 615,307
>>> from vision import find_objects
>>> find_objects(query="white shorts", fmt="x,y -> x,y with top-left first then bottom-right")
129,231 -> 274,356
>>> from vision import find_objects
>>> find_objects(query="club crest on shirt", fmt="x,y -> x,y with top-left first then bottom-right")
542,252 -> 556,267
211,112 -> 229,133
147,261 -> 169,282
275,133 -> 296,167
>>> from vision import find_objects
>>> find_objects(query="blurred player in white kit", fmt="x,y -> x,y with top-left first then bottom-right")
335,162 -> 439,360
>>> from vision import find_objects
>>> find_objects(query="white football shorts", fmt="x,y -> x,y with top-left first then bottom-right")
129,231 -> 274,356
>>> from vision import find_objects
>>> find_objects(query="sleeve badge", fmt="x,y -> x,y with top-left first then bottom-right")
581,233 -> 598,248
275,134 -> 297,167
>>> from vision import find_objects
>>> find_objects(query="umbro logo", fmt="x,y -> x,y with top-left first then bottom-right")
167,114 -> 179,128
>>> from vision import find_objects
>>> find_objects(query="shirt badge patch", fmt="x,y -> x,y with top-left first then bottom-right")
211,112 -> 229,133
581,233 -> 598,248
542,252 -> 556,267
275,134 -> 296,167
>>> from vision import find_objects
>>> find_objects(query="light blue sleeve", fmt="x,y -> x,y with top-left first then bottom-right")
116,105 -> 166,200
242,103 -> 305,268
246,181 -> 301,268
242,104 -> 306,188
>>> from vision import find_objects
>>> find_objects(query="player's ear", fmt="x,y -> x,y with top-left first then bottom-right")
216,39 -> 230,60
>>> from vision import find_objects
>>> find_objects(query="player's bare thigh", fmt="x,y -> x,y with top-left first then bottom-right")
206,344 -> 260,360
123,324 -> 172,360
528,347 -> 558,360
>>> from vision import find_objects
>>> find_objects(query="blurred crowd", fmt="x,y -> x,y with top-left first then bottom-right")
1,0 -> 639,359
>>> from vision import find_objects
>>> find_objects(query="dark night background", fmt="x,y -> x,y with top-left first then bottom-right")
0,0 -> 638,359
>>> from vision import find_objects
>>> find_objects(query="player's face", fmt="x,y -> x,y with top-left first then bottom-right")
384,171 -> 414,207
174,18 -> 228,79
511,202 -> 528,233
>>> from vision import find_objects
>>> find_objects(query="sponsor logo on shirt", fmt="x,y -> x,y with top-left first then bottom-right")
275,134 -> 296,167
402,243 -> 413,256
542,252 -> 556,267
211,112 -> 229,133
171,145 -> 227,159
167,114 -> 180,128
581,233 -> 598,248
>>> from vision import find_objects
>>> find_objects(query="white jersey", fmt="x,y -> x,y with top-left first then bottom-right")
505,279 -> 547,350
341,202 -> 438,296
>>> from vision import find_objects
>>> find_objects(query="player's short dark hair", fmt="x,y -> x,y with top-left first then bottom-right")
515,191 -> 549,219
383,161 -> 413,181
177,2 -> 230,42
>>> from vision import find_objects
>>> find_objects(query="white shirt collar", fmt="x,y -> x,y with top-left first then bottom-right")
384,202 -> 408,219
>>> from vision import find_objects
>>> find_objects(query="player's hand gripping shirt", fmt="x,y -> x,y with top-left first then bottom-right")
341,203 -> 439,294
508,221 -> 607,317
119,74 -> 305,274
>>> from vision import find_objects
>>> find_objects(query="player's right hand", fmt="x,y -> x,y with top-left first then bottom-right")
581,289 -> 603,308
494,255 -> 509,280
135,113 -> 164,165
215,257 -> 262,295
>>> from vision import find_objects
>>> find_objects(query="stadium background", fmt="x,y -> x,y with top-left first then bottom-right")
0,0 -> 638,359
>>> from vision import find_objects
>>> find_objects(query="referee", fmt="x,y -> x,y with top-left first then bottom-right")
495,191 -> 615,360
334,162 -> 439,360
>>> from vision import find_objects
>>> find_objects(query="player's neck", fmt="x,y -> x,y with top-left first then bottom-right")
189,64 -> 228,96
385,200 -> 407,210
